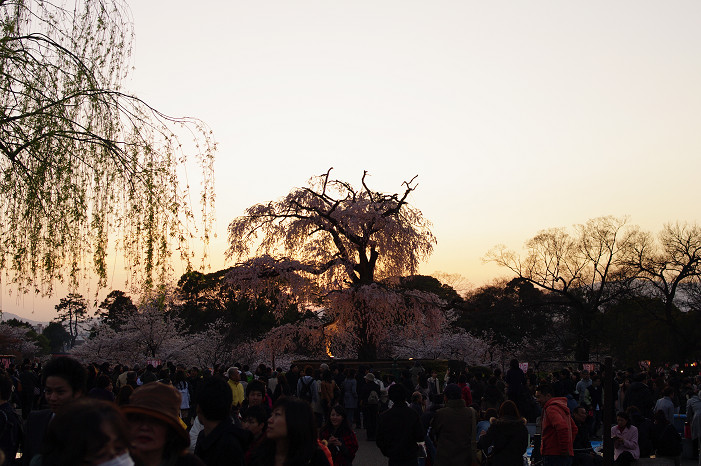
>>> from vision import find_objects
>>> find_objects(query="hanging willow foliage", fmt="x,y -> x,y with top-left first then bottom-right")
0,0 -> 216,294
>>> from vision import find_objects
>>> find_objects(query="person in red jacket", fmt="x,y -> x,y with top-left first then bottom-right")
536,382 -> 578,466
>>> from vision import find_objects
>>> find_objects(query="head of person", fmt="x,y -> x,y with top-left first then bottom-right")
388,383 -> 408,405
443,383 -> 462,401
246,379 -> 266,407
41,398 -> 132,466
264,397 -> 318,463
483,408 -> 498,421
122,382 -> 189,463
227,367 -> 240,382
242,404 -> 268,439
42,356 -> 87,413
326,404 -> 350,431
509,359 -> 519,371
616,411 -> 631,429
197,377 -> 232,422
95,374 -> 113,391
498,400 -> 521,419
573,406 -> 588,424
581,370 -> 590,380
535,382 -> 554,407
116,385 -> 134,406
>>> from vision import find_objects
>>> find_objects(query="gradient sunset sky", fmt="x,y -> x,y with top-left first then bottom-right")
3,0 -> 701,321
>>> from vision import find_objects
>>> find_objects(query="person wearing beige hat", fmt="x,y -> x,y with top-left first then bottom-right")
123,382 -> 204,466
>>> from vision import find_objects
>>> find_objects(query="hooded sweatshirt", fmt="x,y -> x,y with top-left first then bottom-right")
541,397 -> 577,456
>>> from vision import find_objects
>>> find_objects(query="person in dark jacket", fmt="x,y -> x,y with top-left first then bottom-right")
194,377 -> 251,466
572,406 -> 602,466
623,373 -> 655,418
376,384 -> 425,466
477,400 -> 528,466
651,410 -> 682,459
23,356 -> 87,466
626,406 -> 654,458
432,383 -> 476,466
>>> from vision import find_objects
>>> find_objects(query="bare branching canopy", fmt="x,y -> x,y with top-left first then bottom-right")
0,0 -> 215,293
226,169 -> 439,360
227,169 -> 435,288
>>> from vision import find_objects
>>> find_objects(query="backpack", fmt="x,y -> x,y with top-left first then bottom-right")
367,390 -> 379,405
299,378 -> 314,402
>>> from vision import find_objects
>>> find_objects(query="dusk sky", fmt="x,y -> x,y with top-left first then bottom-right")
3,1 -> 701,321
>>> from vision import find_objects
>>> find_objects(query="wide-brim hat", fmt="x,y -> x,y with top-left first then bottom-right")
121,382 -> 189,445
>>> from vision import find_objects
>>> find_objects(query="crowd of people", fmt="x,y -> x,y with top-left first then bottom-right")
0,356 -> 700,466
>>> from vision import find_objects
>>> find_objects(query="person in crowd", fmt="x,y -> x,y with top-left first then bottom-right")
626,406 -> 653,458
272,374 -> 290,402
623,373 -> 654,418
320,372 -> 338,425
481,377 -> 505,412
410,391 -> 425,417
431,383 -> 476,466
228,367 -> 245,422
651,409 -> 682,460
116,385 -> 134,407
477,400 -> 528,466
359,372 -> 380,441
342,369 -> 358,428
241,380 -> 272,421
297,367 -> 318,404
18,364 -> 37,421
535,382 -> 577,466
687,386 -> 701,466
248,396 -> 330,466
88,374 -> 115,402
285,365 -> 300,397
611,411 -> 639,466
140,365 -> 158,385
427,370 -> 441,399
572,406 -> 602,466
241,405 -> 268,464
505,359 -> 528,415
123,382 -> 204,466
38,398 -> 133,466
0,372 -> 22,466
476,408 -> 497,440
174,370 -> 192,427
654,386 -> 676,424
456,374 -> 472,407
376,384 -> 425,466
23,356 -> 87,466
193,377 -> 250,466
318,404 -> 358,466
575,371 -> 592,406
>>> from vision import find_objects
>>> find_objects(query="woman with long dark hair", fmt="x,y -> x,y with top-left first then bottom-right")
249,397 -> 330,466
319,404 -> 358,466
477,400 -> 529,466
